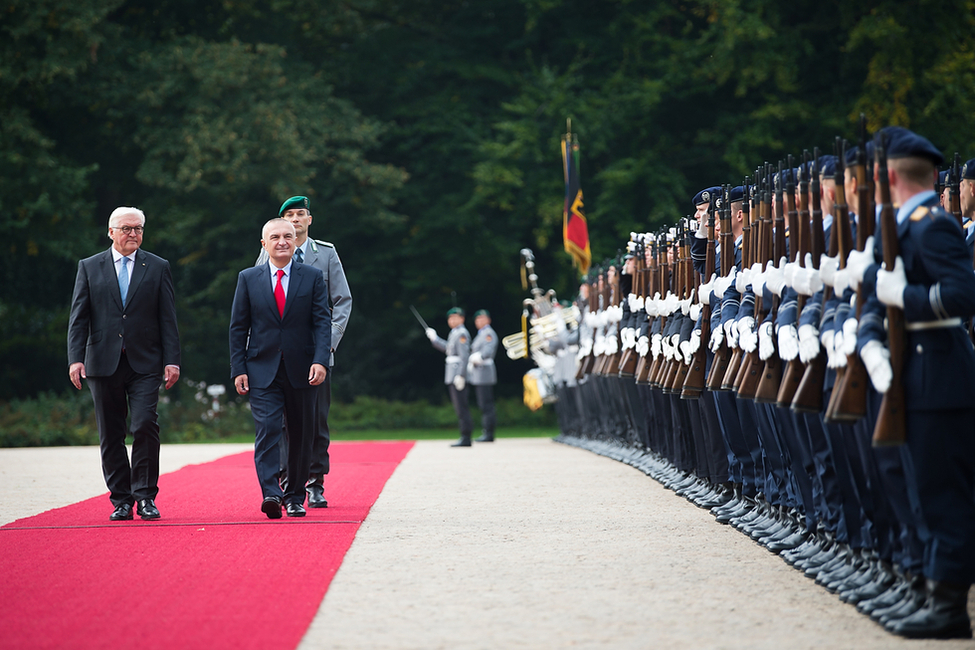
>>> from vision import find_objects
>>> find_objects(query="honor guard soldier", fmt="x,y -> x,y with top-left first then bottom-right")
427,307 -> 474,446
468,309 -> 499,442
856,127 -> 975,639
256,195 -> 353,508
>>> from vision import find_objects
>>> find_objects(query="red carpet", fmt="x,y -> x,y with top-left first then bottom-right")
0,441 -> 414,650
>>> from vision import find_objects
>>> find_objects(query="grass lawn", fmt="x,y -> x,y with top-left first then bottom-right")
207,426 -> 560,444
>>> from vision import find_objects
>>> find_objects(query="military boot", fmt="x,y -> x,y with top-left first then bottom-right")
889,580 -> 972,639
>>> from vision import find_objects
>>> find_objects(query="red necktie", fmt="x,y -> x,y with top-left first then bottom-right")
274,269 -> 286,318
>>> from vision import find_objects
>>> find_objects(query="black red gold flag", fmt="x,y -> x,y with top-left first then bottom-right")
561,129 -> 591,275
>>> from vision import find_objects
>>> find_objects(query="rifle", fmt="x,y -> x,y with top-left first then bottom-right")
683,202 -> 717,398
707,186 -> 734,390
755,162 -> 787,402
721,182 -> 749,390
792,148 -> 830,413
646,232 -> 671,386
950,152 -> 963,227
604,262 -> 624,376
668,219 -> 694,394
576,275 -> 598,379
829,116 -> 872,422
658,231 -> 683,390
737,174 -> 768,398
824,138 -> 856,421
592,270 -> 611,376
872,132 -> 907,446
619,236 -> 643,378
635,234 -> 660,384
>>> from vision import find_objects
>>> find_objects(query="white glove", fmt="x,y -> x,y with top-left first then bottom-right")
846,236 -> 875,284
820,254 -> 839,287
876,256 -> 907,309
709,324 -> 724,352
752,266 -> 767,298
634,295 -> 645,312
681,289 -> 695,316
627,294 -> 638,312
651,333 -> 663,359
645,295 -> 659,317
737,316 -> 756,353
759,321 -> 775,360
636,335 -> 650,357
426,327 -> 438,342
822,329 -> 838,368
670,333 -> 681,359
715,270 -> 737,297
794,253 -> 824,296
661,334 -> 673,360
725,319 -> 740,349
679,339 -> 694,365
735,266 -> 750,294
778,324 -> 799,361
688,329 -> 701,356
604,333 -> 619,355
766,257 -> 787,297
689,302 -> 702,322
832,266 -> 852,295
699,273 -> 717,301
783,260 -> 800,289
453,375 -> 466,391
861,339 -> 892,393
663,293 -> 679,315
797,323 -> 820,363
841,317 -> 858,356
469,352 -> 483,366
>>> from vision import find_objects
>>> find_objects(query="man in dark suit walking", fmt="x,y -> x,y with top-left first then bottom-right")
230,218 -> 331,518
67,207 -> 181,521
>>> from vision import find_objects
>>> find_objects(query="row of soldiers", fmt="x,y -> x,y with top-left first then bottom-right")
553,123 -> 975,640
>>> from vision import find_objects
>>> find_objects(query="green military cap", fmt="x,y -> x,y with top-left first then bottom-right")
474,309 -> 490,318
447,307 -> 465,317
279,196 -> 310,216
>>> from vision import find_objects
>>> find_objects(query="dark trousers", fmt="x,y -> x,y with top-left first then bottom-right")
87,352 -> 162,507
250,360 -> 315,505
448,384 -> 473,437
473,383 -> 496,436
278,368 -> 332,486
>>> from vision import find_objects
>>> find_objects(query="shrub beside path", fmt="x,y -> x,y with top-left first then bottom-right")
1,439 -> 971,648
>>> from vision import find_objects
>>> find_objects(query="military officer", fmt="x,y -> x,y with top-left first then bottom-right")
857,127 -> 975,639
427,307 -> 474,447
468,309 -> 498,442
256,195 -> 353,508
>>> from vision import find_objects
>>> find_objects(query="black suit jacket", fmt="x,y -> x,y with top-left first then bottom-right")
67,248 -> 181,377
229,262 -> 331,390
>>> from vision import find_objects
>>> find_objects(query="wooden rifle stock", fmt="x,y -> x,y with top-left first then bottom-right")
778,151 -> 812,407
872,133 -> 907,446
684,203 -> 717,399
738,175 -> 765,399
756,163 -> 787,403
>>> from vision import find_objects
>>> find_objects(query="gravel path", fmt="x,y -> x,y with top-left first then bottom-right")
1,439 -> 972,648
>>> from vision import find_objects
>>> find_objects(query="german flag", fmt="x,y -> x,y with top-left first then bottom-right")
562,131 -> 591,275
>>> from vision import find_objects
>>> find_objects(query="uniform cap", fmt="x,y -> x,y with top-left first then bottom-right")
447,307 -> 465,317
692,186 -> 722,207
880,126 -> 944,166
728,186 -> 745,203
474,309 -> 490,318
961,159 -> 975,180
279,196 -> 310,216
817,154 -> 838,179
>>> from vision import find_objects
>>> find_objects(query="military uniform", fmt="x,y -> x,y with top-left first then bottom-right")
468,310 -> 498,442
430,308 -> 474,446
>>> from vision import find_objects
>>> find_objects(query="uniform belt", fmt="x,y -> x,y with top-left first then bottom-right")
446,355 -> 462,363
905,317 -> 962,331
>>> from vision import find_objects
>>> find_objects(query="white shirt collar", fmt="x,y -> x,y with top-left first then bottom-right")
111,247 -> 136,263
896,190 -> 936,225
269,259 -> 293,275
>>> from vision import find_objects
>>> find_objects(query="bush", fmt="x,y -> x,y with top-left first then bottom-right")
0,381 -> 556,447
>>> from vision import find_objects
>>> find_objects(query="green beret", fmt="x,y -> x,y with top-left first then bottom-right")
474,309 -> 490,318
279,196 -> 310,216
447,307 -> 465,317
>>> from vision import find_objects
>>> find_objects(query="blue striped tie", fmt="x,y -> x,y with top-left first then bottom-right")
295,247 -> 304,264
119,257 -> 129,307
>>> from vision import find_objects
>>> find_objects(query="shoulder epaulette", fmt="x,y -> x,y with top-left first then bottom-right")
313,239 -> 334,248
909,206 -> 932,222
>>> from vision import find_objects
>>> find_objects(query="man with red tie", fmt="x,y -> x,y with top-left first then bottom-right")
229,218 -> 331,518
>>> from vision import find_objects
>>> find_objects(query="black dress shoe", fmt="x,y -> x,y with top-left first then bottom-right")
110,503 -> 133,521
474,433 -> 494,442
890,580 -> 972,639
261,496 -> 282,519
285,502 -> 306,517
451,437 -> 472,447
136,498 -> 160,520
306,485 -> 328,508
